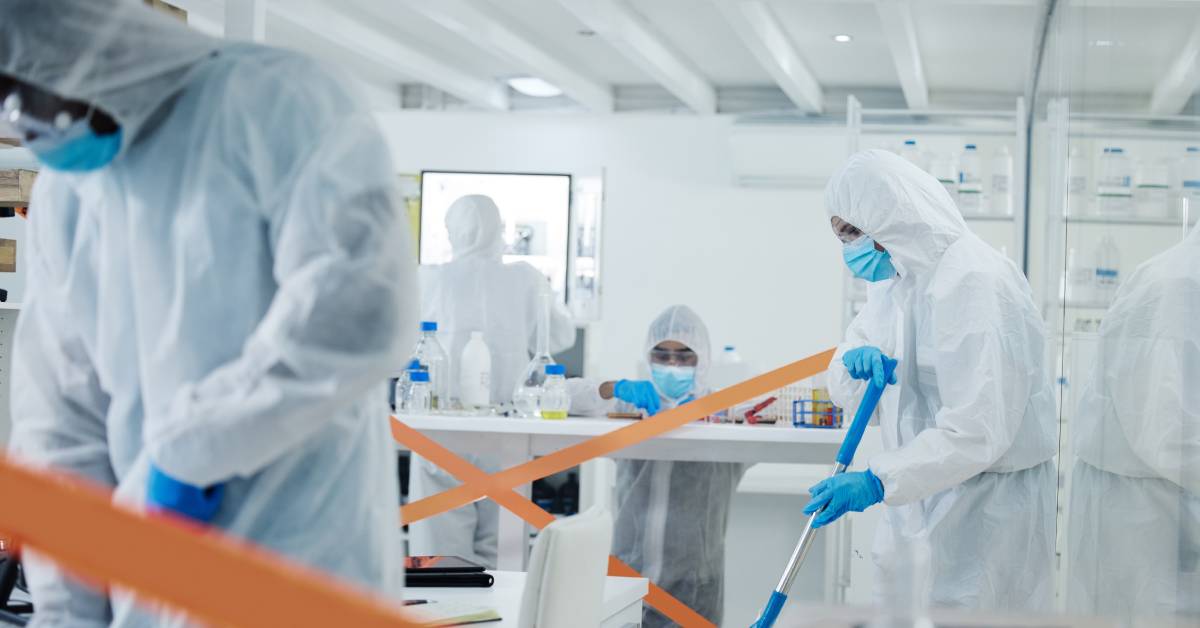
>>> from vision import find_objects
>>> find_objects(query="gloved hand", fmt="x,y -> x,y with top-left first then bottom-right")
147,464 -> 225,524
803,469 -> 884,528
842,346 -> 898,389
613,379 -> 662,416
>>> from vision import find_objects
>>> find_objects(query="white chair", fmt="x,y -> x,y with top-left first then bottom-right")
517,506 -> 614,628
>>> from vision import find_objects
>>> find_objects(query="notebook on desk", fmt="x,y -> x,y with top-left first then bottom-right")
405,600 -> 501,626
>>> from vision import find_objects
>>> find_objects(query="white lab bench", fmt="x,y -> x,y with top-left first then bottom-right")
404,570 -> 648,628
396,413 -> 851,571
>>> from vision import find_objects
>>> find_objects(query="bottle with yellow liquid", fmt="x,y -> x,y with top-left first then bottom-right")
539,364 -> 570,420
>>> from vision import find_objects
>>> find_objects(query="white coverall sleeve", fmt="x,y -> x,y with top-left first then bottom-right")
827,289 -> 890,413
1107,306 -> 1200,495
9,186 -> 114,626
869,271 -> 1028,505
567,378 -> 616,417
147,93 -> 417,486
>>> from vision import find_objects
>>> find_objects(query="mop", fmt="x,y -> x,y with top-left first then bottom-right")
750,357 -> 897,628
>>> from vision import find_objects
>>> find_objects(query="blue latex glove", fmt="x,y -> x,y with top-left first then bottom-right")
147,464 -> 225,524
613,379 -> 662,416
803,469 -> 884,528
842,346 -> 898,389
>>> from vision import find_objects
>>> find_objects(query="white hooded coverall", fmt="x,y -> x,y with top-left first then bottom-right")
825,150 -> 1058,611
3,1 -> 417,625
1067,224 -> 1200,621
570,305 -> 745,628
408,195 -> 575,568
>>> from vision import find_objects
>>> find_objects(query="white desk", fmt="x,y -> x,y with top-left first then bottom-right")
405,570 -> 648,628
397,413 -> 847,570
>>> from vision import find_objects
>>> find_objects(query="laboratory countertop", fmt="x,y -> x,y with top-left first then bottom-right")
393,413 -> 850,465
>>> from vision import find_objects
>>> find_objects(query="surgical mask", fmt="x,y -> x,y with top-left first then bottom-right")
843,234 -> 896,282
650,364 -> 696,400
5,98 -> 122,172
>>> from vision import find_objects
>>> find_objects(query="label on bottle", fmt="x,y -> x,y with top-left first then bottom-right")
991,174 -> 1010,194
1095,268 -> 1119,287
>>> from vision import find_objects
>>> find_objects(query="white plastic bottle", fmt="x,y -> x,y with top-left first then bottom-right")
1179,146 -> 1200,220
459,331 -> 492,410
1062,247 -> 1094,304
1097,147 -> 1133,215
957,144 -> 983,214
711,345 -> 752,390
1093,236 -> 1121,304
1067,146 -> 1089,216
989,145 -> 1014,216
931,152 -> 959,200
411,321 -> 450,411
539,364 -> 570,420
403,370 -> 432,413
899,139 -> 926,171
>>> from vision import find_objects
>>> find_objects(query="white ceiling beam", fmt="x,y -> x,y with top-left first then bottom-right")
278,0 -> 508,111
711,0 -> 823,113
875,0 -> 930,110
400,0 -> 612,112
558,0 -> 716,114
1150,18 -> 1200,115
224,0 -> 265,41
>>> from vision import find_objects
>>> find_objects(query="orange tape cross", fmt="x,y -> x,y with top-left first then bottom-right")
0,457 -> 419,627
395,348 -> 836,628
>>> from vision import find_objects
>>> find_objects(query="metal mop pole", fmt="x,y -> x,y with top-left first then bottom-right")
750,357 -> 897,628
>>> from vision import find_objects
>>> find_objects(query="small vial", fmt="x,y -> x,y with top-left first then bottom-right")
404,370 -> 432,413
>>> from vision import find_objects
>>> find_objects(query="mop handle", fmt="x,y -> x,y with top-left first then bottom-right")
750,356 -> 898,628
835,357 -> 898,467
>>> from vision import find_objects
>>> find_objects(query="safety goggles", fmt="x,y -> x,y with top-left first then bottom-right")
649,348 -> 699,367
0,78 -> 98,143
831,217 -> 865,244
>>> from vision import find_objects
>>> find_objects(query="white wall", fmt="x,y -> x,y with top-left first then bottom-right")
374,112 -> 847,380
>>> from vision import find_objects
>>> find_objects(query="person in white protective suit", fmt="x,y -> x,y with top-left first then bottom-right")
569,305 -> 745,627
2,1 -> 417,625
1066,225 -> 1200,622
408,194 -> 575,568
811,149 -> 1058,610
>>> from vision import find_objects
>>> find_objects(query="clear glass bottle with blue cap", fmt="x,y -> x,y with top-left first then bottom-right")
404,370 -> 432,413
539,364 -> 570,420
410,321 -> 449,410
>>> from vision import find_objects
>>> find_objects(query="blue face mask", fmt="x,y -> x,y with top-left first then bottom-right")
650,364 -> 696,400
843,235 -> 897,282
15,112 -> 122,172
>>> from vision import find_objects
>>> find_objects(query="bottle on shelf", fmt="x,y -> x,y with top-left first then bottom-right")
459,331 -> 492,410
513,288 -> 557,417
557,472 -> 580,515
930,152 -> 959,200
393,358 -> 422,412
539,364 -> 570,420
1062,247 -> 1094,304
1066,146 -> 1090,217
957,144 -> 983,215
1093,235 -> 1121,304
989,145 -> 1014,216
1134,159 -> 1171,219
410,321 -> 450,411
1179,146 -> 1200,221
403,370 -> 432,413
899,139 -> 926,171
1096,147 -> 1133,216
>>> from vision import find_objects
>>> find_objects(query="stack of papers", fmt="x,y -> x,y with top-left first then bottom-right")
407,600 -> 501,626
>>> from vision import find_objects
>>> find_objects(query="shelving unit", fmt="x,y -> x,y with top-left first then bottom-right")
841,96 -> 1029,328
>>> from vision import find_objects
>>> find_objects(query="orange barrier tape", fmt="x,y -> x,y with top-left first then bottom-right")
0,457 -> 418,628
395,348 -> 836,628
402,349 -> 837,523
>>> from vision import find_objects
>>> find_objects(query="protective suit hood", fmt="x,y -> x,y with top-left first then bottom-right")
446,194 -> 506,262
642,305 -> 711,393
0,0 -> 222,157
825,149 -> 968,277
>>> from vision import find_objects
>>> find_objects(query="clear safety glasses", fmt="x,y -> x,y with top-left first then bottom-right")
649,348 -> 699,367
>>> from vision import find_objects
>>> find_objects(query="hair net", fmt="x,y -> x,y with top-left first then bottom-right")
0,0 -> 222,155
642,305 -> 711,390
445,194 -> 505,261
825,149 -> 968,276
